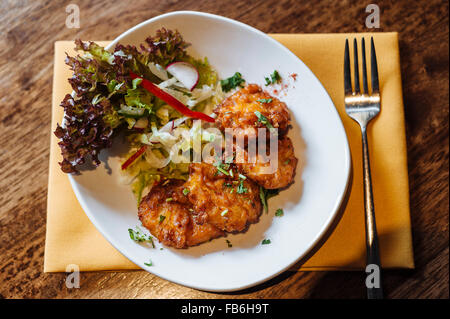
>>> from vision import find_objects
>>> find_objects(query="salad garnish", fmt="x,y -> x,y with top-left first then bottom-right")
129,71 -> 215,122
55,28 -> 219,175
121,145 -> 147,170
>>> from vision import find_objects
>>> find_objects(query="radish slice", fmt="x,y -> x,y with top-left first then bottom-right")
166,62 -> 199,91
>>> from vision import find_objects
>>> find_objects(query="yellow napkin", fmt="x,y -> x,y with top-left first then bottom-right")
45,33 -> 414,272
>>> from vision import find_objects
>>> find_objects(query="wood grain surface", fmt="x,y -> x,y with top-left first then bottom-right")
0,0 -> 448,299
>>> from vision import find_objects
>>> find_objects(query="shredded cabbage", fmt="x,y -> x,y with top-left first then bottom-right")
121,56 -> 224,203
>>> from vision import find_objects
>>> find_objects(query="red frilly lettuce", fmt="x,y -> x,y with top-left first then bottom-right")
54,28 -> 189,173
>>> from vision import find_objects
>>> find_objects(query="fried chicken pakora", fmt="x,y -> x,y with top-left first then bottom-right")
138,180 -> 223,248
138,83 -> 298,248
214,84 -> 291,137
235,136 -> 298,189
184,162 -> 262,232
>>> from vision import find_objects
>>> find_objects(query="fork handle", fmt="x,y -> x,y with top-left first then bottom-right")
361,127 -> 383,299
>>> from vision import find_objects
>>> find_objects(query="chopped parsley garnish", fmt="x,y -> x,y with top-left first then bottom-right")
260,187 -> 268,213
159,215 -> 166,223
221,72 -> 245,92
237,180 -> 248,194
144,259 -> 153,267
257,98 -> 273,103
262,239 -> 271,245
217,166 -> 229,175
214,160 -> 230,176
238,174 -> 247,180
128,227 -> 155,248
284,159 -> 290,165
165,197 -> 173,202
264,70 -> 281,85
254,111 -> 277,135
226,240 -> 233,248
275,208 -> 284,217
221,209 -> 229,216
182,188 -> 190,196
259,187 -> 280,214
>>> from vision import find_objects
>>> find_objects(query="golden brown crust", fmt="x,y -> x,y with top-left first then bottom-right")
235,137 -> 298,189
138,180 -> 223,248
185,163 -> 262,232
213,84 -> 291,137
138,85 -> 297,248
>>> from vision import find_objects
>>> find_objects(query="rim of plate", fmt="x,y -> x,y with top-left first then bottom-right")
67,11 -> 351,292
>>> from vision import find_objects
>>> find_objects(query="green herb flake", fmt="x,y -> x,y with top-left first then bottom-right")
144,259 -> 153,267
259,187 -> 268,214
259,187 -> 280,214
262,239 -> 271,245
128,227 -> 155,248
217,166 -> 229,175
214,160 -> 231,176
182,188 -> 190,196
275,208 -> 284,217
220,72 -> 246,92
165,197 -> 173,202
254,111 -> 277,135
221,209 -> 229,216
159,215 -> 166,223
257,98 -> 273,103
237,180 -> 248,194
264,70 -> 281,86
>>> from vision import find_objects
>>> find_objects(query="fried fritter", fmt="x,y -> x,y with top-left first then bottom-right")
138,180 -> 223,248
214,84 -> 291,137
185,163 -> 262,232
235,136 -> 298,189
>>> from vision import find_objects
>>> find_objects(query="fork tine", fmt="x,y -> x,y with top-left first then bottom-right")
370,37 -> 379,93
344,39 -> 352,94
361,38 -> 369,94
353,39 -> 360,94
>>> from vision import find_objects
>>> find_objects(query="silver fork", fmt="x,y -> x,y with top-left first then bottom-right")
344,37 -> 383,299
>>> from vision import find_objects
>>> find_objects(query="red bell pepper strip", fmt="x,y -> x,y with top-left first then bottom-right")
121,145 -> 147,170
129,71 -> 215,123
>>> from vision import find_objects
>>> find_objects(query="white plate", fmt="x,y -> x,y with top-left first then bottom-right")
68,11 -> 351,292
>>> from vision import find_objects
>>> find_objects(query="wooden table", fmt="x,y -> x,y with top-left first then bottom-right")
0,0 -> 448,299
